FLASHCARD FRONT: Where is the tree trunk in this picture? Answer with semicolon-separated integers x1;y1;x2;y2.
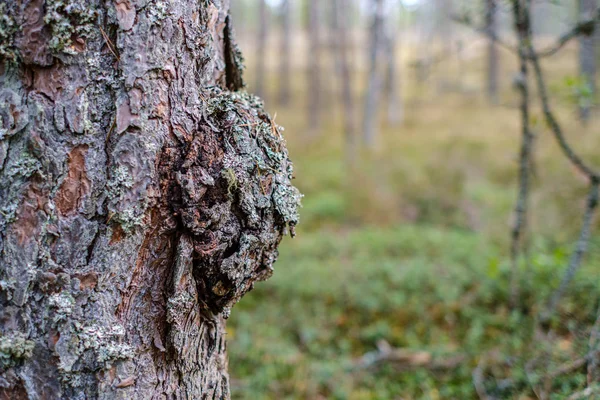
578;0;597;122
307;0;321;133
256;0;268;99
332;0;356;162
384;20;403;126
486;0;500;105
278;0;291;106
0;1;300;399
363;0;385;148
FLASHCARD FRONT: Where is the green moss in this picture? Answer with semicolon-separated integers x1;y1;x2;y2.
0;332;35;370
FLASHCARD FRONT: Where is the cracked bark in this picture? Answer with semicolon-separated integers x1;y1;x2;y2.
0;1;300;399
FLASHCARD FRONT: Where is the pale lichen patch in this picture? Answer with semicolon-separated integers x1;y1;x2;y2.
0;332;35;370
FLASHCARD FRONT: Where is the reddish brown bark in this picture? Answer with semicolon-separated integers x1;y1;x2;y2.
0;1;300;399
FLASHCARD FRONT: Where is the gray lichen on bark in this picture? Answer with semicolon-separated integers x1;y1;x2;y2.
0;0;300;398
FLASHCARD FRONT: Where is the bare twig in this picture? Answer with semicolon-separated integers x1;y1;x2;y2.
589;305;600;385
451;14;518;54
567;384;600;400
99;26;119;61
454;9;600;61
545;181;599;318
517;12;600;321
548;357;588;381
355;340;465;372
472;355;496;400
525;356;547;400
536;9;600;58
527;47;600;180
509;0;535;309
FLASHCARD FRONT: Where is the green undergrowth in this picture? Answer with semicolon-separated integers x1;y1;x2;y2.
228;227;599;399
228;39;600;399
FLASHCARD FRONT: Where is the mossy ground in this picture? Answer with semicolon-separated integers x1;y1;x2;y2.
227;36;600;399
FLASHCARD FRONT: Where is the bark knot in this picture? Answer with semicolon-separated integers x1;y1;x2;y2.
161;88;301;315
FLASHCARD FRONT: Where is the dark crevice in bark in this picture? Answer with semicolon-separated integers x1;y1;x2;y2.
223;16;244;92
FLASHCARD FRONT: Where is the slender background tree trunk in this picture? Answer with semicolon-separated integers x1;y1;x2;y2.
486;0;500;105
384;22;402;126
363;0;385;148
578;0;597;122
256;0;268;99
307;0;322;133
332;0;356;162
279;0;292;106
0;1;299;399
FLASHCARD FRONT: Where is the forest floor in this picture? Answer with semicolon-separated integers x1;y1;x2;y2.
227;39;600;399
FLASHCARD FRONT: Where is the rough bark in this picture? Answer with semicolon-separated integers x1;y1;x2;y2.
278;0;291;106
307;0;321;133
363;0;385;148
486;0;500;105
0;1;300;399
255;0;268;99
578;0;597;122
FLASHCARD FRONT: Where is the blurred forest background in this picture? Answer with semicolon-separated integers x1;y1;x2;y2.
226;0;600;398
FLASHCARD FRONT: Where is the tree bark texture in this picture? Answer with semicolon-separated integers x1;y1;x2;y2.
578;0;597;122
486;0;500;105
0;1;301;399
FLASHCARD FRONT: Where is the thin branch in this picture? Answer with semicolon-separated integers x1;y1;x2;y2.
520;10;600;321
536;9;600;58
589;305;600;385
355;340;465;372
567;385;600;400
527;44;600;180
509;0;535;309
546;181;599;318
454;9;600;60
473;355;496;400
451;14;518;54
99;26;120;61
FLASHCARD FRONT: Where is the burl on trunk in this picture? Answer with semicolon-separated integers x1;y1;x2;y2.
0;1;300;399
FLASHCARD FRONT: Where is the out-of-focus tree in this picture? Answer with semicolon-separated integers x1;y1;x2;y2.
256;0;268;99
384;4;403;126
486;0;500;104
578;0;597;122
308;0;322;132
279;0;292;105
363;0;386;148
333;0;357;161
